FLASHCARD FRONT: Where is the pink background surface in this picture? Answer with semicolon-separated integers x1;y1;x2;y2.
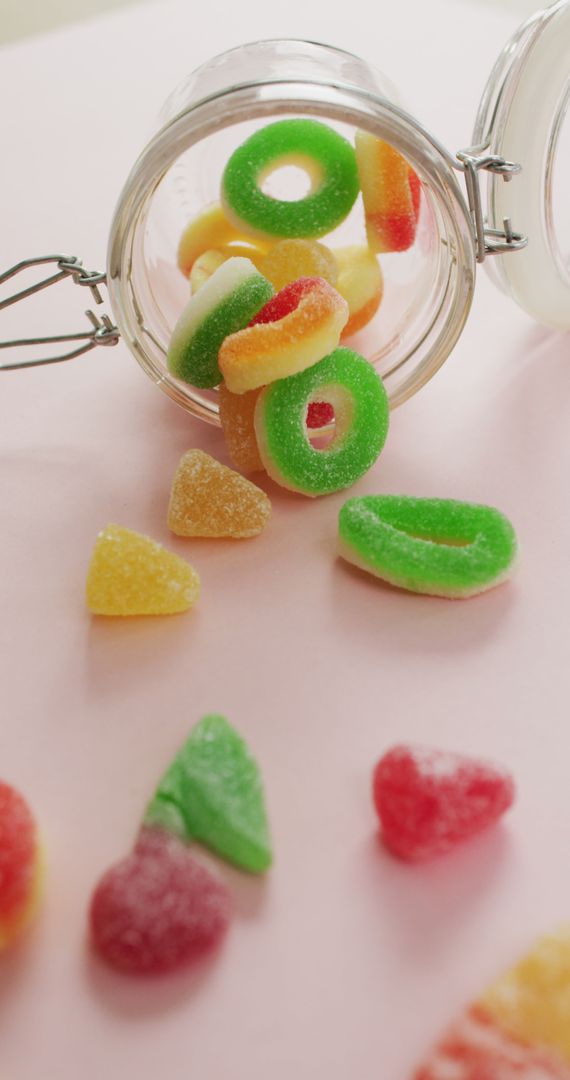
1;1;570;1077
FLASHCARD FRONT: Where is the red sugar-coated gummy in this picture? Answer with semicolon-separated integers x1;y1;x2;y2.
0;781;39;944
90;827;231;974
306;401;335;429
248;276;322;325
373;745;515;861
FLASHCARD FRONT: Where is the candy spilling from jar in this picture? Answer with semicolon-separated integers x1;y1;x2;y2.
168;119;420;497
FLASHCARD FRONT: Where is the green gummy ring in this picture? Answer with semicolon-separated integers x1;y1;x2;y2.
338;495;518;598
222;120;360;239
254;347;389;497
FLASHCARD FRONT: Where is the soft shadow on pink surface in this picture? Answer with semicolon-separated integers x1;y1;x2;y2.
332;557;516;654
362;825;513;952
0;928;41;1007
84;939;224;1020
83;612;202;697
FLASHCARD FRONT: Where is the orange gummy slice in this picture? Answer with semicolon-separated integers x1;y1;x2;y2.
219;385;264;474
86;524;200;616
167;449;271;538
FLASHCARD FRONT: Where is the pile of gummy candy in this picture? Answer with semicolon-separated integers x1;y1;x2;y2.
5;117;565;1080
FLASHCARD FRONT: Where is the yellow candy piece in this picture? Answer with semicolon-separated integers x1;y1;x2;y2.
480;925;570;1062
219;385;264;474
86;524;200;616
190;245;266;293
335;245;384;337
260;238;338;291
178;204;269;278
168;449;271;538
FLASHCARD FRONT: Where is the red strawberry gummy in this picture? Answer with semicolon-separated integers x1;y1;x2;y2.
306;401;334;429
90;827;231;974
0;781;41;949
373;745;515;861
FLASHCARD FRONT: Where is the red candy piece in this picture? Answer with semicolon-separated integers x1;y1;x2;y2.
248;276;321;325
373;745;515;861
307;401;335;429
0;781;39;945
415;1006;570;1080
90;827;231;974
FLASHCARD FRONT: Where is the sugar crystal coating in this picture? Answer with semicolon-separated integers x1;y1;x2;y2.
167;449;271;538
338;494;518;598
261;238;338;291
222;119;360;241
355;131;421;253
177;203;268;276
219;277;348;394
0;782;42;949
219;385;265;473
167;257;274;388
373;745;515;861
90;827;230;974
86;524;200;616
254;347;389;497
144;714;272;874
415;928;570;1079
334;245;384;337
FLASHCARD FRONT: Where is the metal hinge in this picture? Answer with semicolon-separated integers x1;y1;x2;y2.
0;255;120;371
456;146;528;263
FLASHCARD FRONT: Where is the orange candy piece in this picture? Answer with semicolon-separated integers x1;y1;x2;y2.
219;385;264;474
260;239;338;291
355;131;421;253
168;449;271;538
335;245;384;337
86;525;200;616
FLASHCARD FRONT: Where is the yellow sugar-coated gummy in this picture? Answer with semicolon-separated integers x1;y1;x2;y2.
190;245;267;293
480;925;570;1063
261;239;338;291
168;449;271;538
86;524;200;616
335;246;384;337
177;204;269;277
219;385;264;474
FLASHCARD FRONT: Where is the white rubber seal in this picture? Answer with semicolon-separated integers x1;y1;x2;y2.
491;2;570;329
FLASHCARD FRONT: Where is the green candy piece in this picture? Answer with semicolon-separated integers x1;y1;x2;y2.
254;347;389;496
338;495;518;598
222;119;360;240
144;715;272;874
167;257;274;388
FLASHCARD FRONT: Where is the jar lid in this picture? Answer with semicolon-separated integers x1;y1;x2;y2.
473;0;570;329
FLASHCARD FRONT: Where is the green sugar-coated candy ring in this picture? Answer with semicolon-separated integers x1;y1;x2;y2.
338;495;518;598
222;120;360;241
167;256;274;388
254;347;389;497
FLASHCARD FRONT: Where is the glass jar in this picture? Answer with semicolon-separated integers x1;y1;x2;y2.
3;2;570;418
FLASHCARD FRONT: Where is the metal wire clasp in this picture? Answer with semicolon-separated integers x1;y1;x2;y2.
0;255;120;371
456;146;528;263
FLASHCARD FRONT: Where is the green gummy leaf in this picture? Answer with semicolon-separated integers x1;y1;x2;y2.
144;715;272;874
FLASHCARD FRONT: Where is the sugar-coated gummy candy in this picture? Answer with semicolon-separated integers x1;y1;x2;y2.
144;714;272;874
415;927;570;1079
86;524;200;616
373;745;515;862
218;385;265;474
222;119;360;241
261;239;338;291
177;203;268;277
338;495;518;598
254;347;389;497
167;257;274;388
219;276;348;394
334;245;384;337
355;131;421;253
167;449;271;538
190;244;266;293
90;827;231;975
0;782;42;950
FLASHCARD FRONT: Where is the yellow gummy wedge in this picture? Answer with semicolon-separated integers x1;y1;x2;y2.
86;524;200;616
